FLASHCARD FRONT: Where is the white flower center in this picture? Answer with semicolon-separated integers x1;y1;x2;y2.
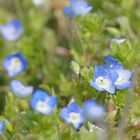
36;100;49;113
9;57;22;71
69;112;80;123
95;76;110;88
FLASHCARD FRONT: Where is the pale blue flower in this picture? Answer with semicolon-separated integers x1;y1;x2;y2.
60;102;85;130
10;80;34;97
63;0;92;17
83;99;105;121
30;89;57;115
0;19;23;41
0;120;5;135
3;52;27;77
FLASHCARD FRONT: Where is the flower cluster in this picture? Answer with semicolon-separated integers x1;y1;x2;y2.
0;3;133;135
60;100;105;130
2;50;104;131
90;56;132;94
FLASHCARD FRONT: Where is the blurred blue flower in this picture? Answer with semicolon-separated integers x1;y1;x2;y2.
0;19;23;41
3;52;27;77
103;56;132;89
60;102;85;130
30;89;57;115
90;66;118;94
63;0;92;17
0;120;5;135
83;99;105;121
10;80;34;97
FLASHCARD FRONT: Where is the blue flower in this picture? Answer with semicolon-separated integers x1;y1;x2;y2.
103;56;132;89
30;89;57;115
83;99;105;121
60;102;85;130
0;19;23;41
3;52;27;77
0;120;5;135
90;66;118;94
63;0;92;17
10;80;34;97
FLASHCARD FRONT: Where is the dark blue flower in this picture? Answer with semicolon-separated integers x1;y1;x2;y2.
10;80;34;97
83;99;105;121
3;52;27;77
90;66;118;94
0;120;5;135
0;19;23;41
60;101;85;130
30;89;57;115
63;0;92;17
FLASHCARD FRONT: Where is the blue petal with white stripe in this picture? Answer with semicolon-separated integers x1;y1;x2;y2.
10;80;34;97
3;52;27;77
30;89;57;115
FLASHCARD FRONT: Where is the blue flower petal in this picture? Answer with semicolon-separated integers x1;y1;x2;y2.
67;102;81;113
0;120;5;135
103;56;122;71
60;108;69;123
